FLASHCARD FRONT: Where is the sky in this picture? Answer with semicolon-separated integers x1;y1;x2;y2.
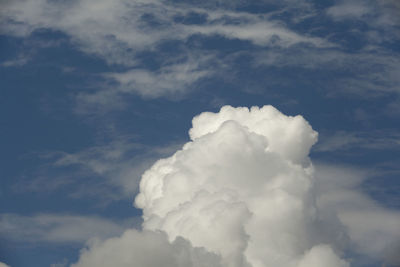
0;0;400;266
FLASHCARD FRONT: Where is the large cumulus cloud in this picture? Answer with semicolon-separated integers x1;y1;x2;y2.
72;105;399;267
135;105;347;267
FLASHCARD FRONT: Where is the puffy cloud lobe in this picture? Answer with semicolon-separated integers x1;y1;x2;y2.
135;105;347;267
0;262;10;267
297;245;349;267
188;105;318;165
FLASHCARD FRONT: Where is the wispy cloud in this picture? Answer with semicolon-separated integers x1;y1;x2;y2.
0;0;329;64
314;162;400;264
0;213;139;244
326;0;400;43
0;0;332;104
13;138;182;203
0;53;30;67
327;1;372;19
251;46;400;97
75;54;213;108
314;130;400;152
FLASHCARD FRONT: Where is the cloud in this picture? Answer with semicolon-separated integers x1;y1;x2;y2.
0;0;332;102
72;230;223;267
326;0;400;43
314;163;400;265
0;53;30;67
75;55;213;105
0;262;10;267
13;138;181;205
252;47;400;96
327;1;372;19
69;105;400;267
297;245;349;267
134;105;353;267
0;0;328;64
314;130;400;152
51;259;68;267
0;213;138;244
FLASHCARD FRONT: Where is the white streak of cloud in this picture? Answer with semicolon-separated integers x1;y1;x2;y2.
327;1;372;19
252;48;400;96
14;139;181;204
0;213;138;244
99;58;211;98
314;130;400;152
0;0;332;100
1;0;328;65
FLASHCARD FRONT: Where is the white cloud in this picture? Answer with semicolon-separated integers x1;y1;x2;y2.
51;259;68;267
326;0;400;44
297;245;349;267
0;213;138;244
0;0;331;100
135;105;350;267
94;56;212;99
72;230;223;267
67;105;400;267
1;0;328;65
314;130;400;152
252;47;400;96
314;163;400;265
0;262;11;267
327;1;372;19
14;138;181;203
0;54;30;67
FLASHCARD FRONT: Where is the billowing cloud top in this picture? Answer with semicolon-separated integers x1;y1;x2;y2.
189;105;318;165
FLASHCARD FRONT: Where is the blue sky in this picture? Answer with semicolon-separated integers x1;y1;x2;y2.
1;0;400;266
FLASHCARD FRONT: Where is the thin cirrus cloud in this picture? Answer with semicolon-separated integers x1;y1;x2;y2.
68;105;400;267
